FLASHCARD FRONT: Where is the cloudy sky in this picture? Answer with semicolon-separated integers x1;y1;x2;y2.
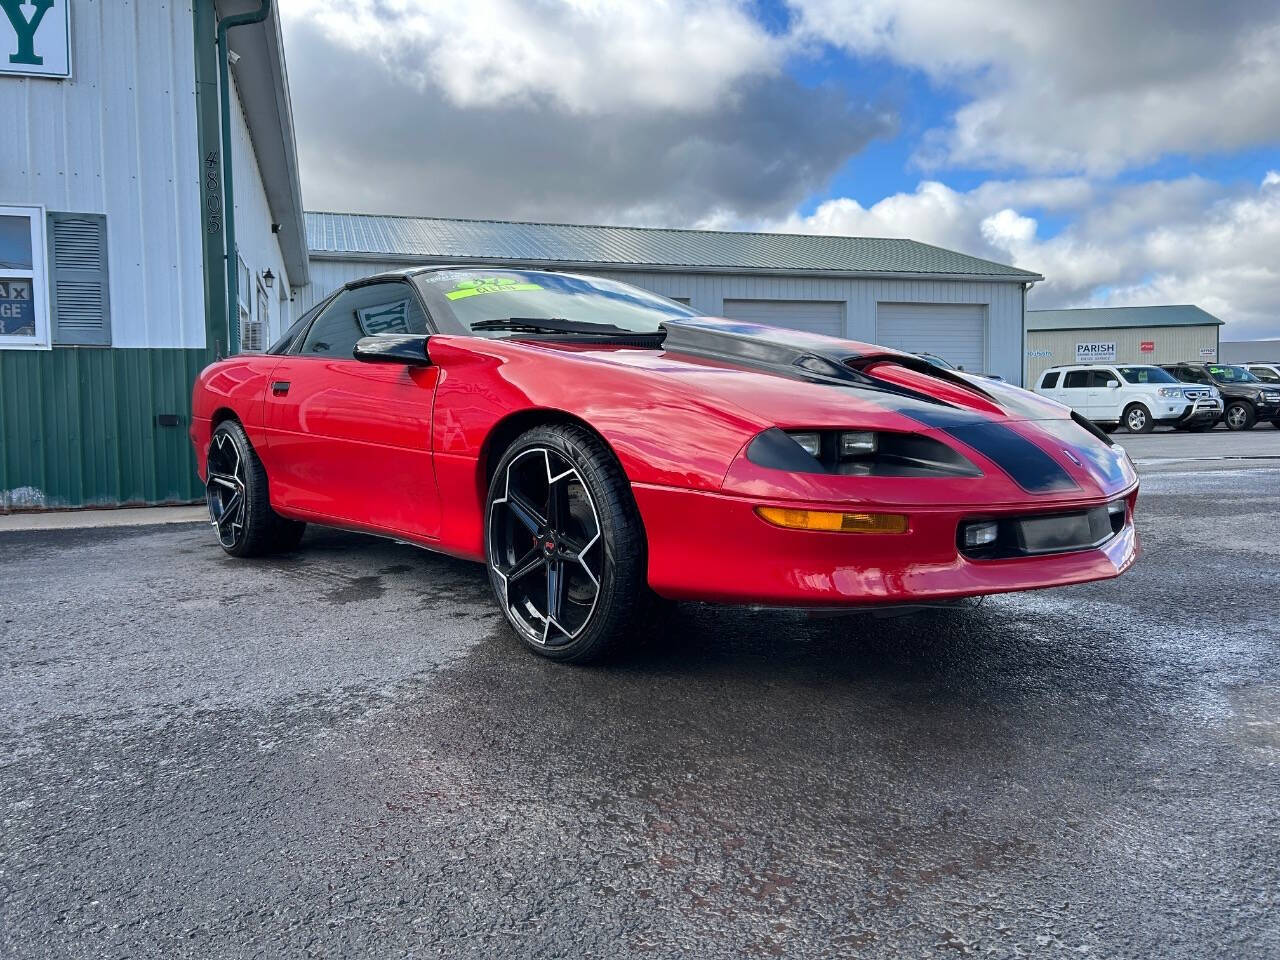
280;0;1280;339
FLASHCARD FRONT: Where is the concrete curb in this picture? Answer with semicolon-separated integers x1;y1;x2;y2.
0;505;208;532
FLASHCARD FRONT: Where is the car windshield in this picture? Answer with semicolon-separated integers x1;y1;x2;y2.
1207;364;1258;383
411;269;698;337
1118;365;1178;384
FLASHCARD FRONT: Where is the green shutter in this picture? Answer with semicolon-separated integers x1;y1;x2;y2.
48;213;111;346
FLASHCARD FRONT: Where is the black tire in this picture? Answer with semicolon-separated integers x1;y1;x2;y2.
1102;423;1120;434
1184;422;1214;432
484;423;646;663
206;420;306;557
1123;404;1154;434
1224;401;1256;431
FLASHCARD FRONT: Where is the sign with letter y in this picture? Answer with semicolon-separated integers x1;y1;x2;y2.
0;0;71;79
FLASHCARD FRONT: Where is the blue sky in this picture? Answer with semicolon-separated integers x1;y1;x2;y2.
282;0;1280;339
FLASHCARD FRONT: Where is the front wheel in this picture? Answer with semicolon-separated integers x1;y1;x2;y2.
206;420;306;557
1124;404;1154;434
1224;402;1256;431
485;423;647;663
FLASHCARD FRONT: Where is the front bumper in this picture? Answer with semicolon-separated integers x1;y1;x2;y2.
1255;400;1280;422
1159;398;1222;425
635;484;1140;606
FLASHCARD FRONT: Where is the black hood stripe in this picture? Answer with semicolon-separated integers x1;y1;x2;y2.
898;405;1080;494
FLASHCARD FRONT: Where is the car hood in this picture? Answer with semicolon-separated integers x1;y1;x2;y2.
514;317;1137;500
552;317;1067;428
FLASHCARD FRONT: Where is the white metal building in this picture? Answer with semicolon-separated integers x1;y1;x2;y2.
1025;305;1224;385
0;0;307;508
305;213;1042;383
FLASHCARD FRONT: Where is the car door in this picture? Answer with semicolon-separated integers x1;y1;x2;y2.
1092;367;1123;421
1060;368;1097;418
262;279;442;540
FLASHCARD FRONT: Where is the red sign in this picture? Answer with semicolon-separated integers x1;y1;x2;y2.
1140;340;1155;352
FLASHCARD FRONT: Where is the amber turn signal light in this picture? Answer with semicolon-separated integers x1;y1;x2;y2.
755;506;909;534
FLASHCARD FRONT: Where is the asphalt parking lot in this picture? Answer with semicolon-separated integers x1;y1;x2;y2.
2;430;1278;958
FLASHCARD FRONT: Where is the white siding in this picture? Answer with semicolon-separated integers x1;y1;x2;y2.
875;302;987;372
0;0;203;348
227;69;294;344
304;258;1030;383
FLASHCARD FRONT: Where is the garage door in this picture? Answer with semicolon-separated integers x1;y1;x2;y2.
875;303;986;372
722;299;844;337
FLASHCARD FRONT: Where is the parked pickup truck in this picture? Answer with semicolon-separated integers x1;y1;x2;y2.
1034;363;1222;433
1160;363;1280;431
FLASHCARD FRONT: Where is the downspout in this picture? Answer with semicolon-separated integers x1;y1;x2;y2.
216;0;272;354
1022;279;1037;387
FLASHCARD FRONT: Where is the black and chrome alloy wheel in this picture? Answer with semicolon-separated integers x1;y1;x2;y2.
207;429;248;549
205;420;305;557
485;424;647;662
489;446;603;646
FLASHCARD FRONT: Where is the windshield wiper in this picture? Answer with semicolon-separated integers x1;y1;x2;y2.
470;317;661;337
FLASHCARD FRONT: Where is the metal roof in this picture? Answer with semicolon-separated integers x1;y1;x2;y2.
1027;304;1224;331
305;211;1041;281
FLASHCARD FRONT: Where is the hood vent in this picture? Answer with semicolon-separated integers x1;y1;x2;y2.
660;318;984;409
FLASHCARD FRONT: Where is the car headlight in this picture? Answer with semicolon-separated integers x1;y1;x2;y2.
785;430;877;459
1263;391;1280;403
1157;387;1183;398
747;428;981;478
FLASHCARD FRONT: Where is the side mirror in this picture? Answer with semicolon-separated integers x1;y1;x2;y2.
1107;380;1120;389
353;335;431;366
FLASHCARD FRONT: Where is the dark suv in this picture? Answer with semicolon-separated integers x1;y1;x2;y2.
1160;362;1280;430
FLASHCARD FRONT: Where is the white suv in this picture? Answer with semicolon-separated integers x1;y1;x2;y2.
1245;363;1280;385
1034;363;1223;433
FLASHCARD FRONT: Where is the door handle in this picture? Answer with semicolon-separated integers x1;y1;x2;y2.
271;380;291;395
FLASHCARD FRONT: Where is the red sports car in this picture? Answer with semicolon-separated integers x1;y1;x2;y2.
192;267;1139;661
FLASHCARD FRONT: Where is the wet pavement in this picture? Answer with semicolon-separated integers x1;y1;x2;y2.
1;456;1278;958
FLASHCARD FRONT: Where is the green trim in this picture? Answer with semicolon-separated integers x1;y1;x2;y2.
192;0;226;355
0;348;211;510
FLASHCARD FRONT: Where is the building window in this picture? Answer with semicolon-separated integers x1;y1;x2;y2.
48;213;111;346
0;205;50;350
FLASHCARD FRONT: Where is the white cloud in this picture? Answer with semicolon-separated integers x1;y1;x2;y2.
772;173;1280;339
282;0;785;114
789;0;1280;175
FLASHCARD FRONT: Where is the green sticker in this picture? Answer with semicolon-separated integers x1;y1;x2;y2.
445;277;543;301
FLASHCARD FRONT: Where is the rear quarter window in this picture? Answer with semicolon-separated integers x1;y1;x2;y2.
1040;371;1060;389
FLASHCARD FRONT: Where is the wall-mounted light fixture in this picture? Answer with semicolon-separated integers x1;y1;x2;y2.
262;268;275;289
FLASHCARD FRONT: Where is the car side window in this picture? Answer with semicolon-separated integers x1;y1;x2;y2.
1250;366;1280;383
1040;371;1060;389
298;281;429;358
1063;370;1092;389
1090;370;1116;387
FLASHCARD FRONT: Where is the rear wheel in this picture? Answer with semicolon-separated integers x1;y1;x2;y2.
206;420;306;557
1124;404;1154;434
485;424;646;663
1224;402;1255;431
